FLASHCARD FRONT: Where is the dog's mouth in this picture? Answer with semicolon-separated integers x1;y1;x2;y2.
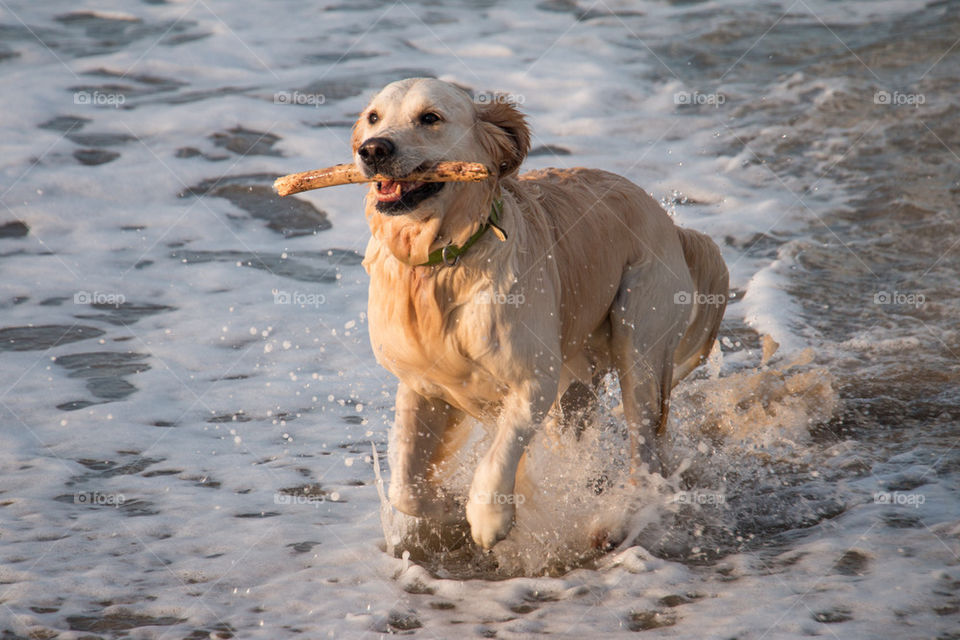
374;179;429;202
373;165;445;214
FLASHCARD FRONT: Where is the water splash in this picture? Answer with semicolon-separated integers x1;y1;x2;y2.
376;342;839;577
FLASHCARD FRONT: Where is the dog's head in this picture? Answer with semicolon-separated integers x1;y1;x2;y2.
352;78;530;216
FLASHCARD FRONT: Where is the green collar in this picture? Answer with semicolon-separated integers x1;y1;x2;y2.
419;197;507;267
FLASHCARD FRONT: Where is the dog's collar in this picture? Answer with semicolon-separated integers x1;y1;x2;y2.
419;197;507;267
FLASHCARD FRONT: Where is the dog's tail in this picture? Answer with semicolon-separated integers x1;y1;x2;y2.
672;227;728;386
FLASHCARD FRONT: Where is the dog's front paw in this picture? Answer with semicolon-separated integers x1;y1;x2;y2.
465;491;515;550
588;515;628;552
390;483;462;523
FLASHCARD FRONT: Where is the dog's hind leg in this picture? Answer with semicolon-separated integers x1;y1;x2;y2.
389;383;465;522
609;259;692;476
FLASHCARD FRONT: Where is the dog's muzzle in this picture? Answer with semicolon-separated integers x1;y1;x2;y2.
357;137;395;173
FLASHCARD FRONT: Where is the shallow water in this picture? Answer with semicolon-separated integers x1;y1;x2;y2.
1;1;958;638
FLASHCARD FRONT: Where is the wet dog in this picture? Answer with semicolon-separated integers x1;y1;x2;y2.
355;78;728;549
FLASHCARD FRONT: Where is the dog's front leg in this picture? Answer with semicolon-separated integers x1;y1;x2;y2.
466;386;552;549
389;383;463;522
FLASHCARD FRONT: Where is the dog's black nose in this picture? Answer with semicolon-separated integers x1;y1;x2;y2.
358;137;395;169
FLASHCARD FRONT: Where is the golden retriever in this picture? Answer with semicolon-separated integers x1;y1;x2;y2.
354;78;728;549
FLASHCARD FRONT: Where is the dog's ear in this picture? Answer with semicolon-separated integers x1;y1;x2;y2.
350;113;365;154
476;99;530;176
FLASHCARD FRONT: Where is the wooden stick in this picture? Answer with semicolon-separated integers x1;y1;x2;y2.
274;162;490;197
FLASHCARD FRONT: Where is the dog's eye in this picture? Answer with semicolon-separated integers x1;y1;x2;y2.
367;112;379;125
419;112;441;125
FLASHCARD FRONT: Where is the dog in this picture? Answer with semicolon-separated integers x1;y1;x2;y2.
354;78;728;550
